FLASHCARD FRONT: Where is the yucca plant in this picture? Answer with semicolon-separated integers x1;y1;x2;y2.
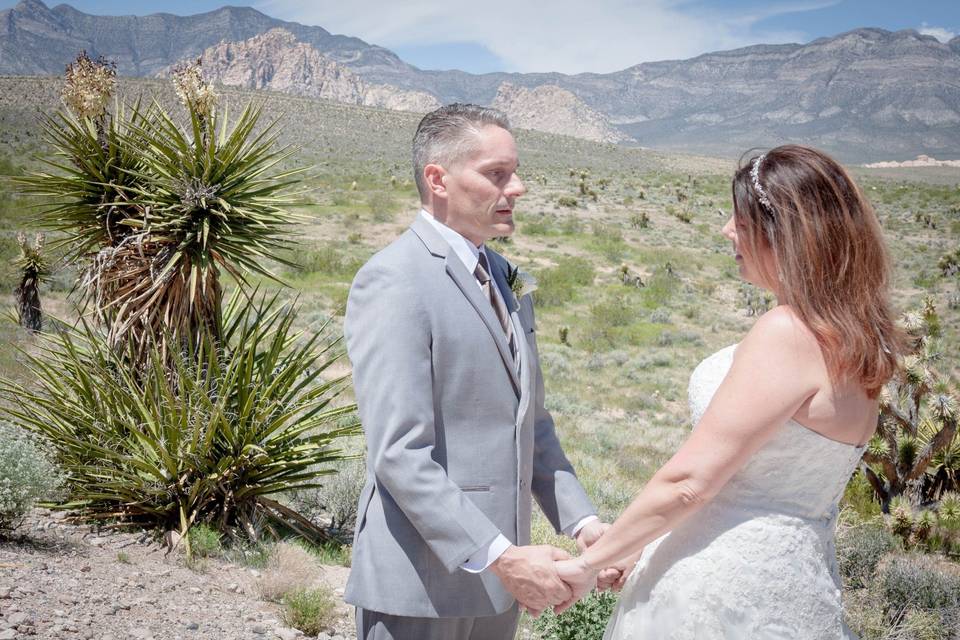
0;291;359;550
14;232;49;332
862;301;959;512
19;56;305;362
4;55;359;552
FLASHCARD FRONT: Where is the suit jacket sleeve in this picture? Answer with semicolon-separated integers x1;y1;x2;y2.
345;261;503;573
524;295;598;533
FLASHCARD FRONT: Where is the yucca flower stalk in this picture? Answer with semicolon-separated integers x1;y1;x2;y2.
61;51;116;146
0;291;359;547
14;232;49;332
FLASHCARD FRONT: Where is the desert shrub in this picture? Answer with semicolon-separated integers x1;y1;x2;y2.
300;539;352;567
0;154;22;176
523;215;554;235
648;308;671;324
629;212;649;229
188;524;223;558
558;217;583;235
282;586;337;636
837;516;900;588
257;541;321;602
638;268;680;311
533;590;617;640
877;554;960;619
589;294;633;328
534;257;595;307
842;471;884;519
557;196;578;208
367;191;398;222
293;457;366;533
290;244;364;277
939;248;960;278
589;223;626;262
738;283;774;317
0;422;61;531
656;330;703;347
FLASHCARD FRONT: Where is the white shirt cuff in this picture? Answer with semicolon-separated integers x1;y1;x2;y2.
461;534;512;573
567;515;599;539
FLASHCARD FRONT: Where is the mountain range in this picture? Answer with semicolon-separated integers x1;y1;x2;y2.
2;0;959;161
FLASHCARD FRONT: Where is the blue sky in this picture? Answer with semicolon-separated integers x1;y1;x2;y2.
4;0;958;73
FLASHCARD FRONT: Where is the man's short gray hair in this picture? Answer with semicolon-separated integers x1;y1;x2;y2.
412;103;511;200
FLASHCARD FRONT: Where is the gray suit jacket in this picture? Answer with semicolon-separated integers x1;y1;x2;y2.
343;215;596;618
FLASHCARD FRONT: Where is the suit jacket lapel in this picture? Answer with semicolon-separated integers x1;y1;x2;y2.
511;309;533;427
410;217;521;395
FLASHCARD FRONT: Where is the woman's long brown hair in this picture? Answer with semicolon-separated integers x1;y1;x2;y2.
732;145;904;397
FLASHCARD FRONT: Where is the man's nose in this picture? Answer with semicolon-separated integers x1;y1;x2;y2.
506;172;526;197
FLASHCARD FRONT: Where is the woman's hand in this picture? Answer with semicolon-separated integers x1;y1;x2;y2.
598;548;643;591
553;557;599;614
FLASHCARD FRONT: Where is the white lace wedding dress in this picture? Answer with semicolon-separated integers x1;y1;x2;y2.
605;345;863;640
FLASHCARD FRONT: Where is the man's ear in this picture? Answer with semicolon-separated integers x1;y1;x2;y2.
423;163;447;198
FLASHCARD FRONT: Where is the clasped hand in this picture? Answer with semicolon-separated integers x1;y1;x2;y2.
491;522;636;617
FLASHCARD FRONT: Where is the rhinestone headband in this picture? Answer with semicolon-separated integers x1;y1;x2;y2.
750;154;774;212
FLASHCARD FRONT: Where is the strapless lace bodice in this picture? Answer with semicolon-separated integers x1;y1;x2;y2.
688;345;866;522
605;345;862;640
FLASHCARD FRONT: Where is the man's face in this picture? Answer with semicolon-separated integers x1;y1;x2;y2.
440;125;526;246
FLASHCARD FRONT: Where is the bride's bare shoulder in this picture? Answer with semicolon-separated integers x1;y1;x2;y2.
737;305;822;368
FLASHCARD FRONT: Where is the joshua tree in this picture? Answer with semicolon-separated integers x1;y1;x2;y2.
14;232;48;333
862;301;959;512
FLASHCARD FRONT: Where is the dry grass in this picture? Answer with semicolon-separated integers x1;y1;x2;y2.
256;541;321;603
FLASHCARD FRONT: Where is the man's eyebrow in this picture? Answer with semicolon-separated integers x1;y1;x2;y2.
478;158;519;169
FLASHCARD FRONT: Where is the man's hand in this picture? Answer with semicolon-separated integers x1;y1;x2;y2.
553;557;599;614
573;520;610;553
489;545;573;618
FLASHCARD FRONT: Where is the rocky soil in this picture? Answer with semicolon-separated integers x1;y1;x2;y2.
0;510;356;640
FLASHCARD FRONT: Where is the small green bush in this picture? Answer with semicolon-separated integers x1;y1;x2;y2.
534;257;595;307
639;269;680;311
188;524;223;558
534;590;617;640
0;422;61;531
282;586;337;636
523;215;554;235
367;191;398;222
297;539;352;567
589;223;626;262
290;244;363;277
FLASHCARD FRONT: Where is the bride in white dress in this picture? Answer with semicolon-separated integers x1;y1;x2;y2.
555;145;905;639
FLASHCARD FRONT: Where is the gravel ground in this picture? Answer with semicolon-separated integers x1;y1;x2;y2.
0;510;355;640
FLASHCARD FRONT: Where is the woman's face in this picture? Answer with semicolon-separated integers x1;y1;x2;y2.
722;214;777;291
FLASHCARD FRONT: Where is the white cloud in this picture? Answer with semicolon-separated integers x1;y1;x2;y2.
252;0;835;74
918;23;956;43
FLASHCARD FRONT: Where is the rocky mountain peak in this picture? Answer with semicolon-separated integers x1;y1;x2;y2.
491;82;631;144
172;28;440;113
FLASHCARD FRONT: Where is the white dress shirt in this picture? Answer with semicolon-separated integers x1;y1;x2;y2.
418;210;598;572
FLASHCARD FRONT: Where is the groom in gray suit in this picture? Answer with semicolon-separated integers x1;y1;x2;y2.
344;104;604;640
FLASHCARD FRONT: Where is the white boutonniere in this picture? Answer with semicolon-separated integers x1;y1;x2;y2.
506;264;537;302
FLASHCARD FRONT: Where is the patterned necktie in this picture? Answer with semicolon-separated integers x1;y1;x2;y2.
475;252;516;360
